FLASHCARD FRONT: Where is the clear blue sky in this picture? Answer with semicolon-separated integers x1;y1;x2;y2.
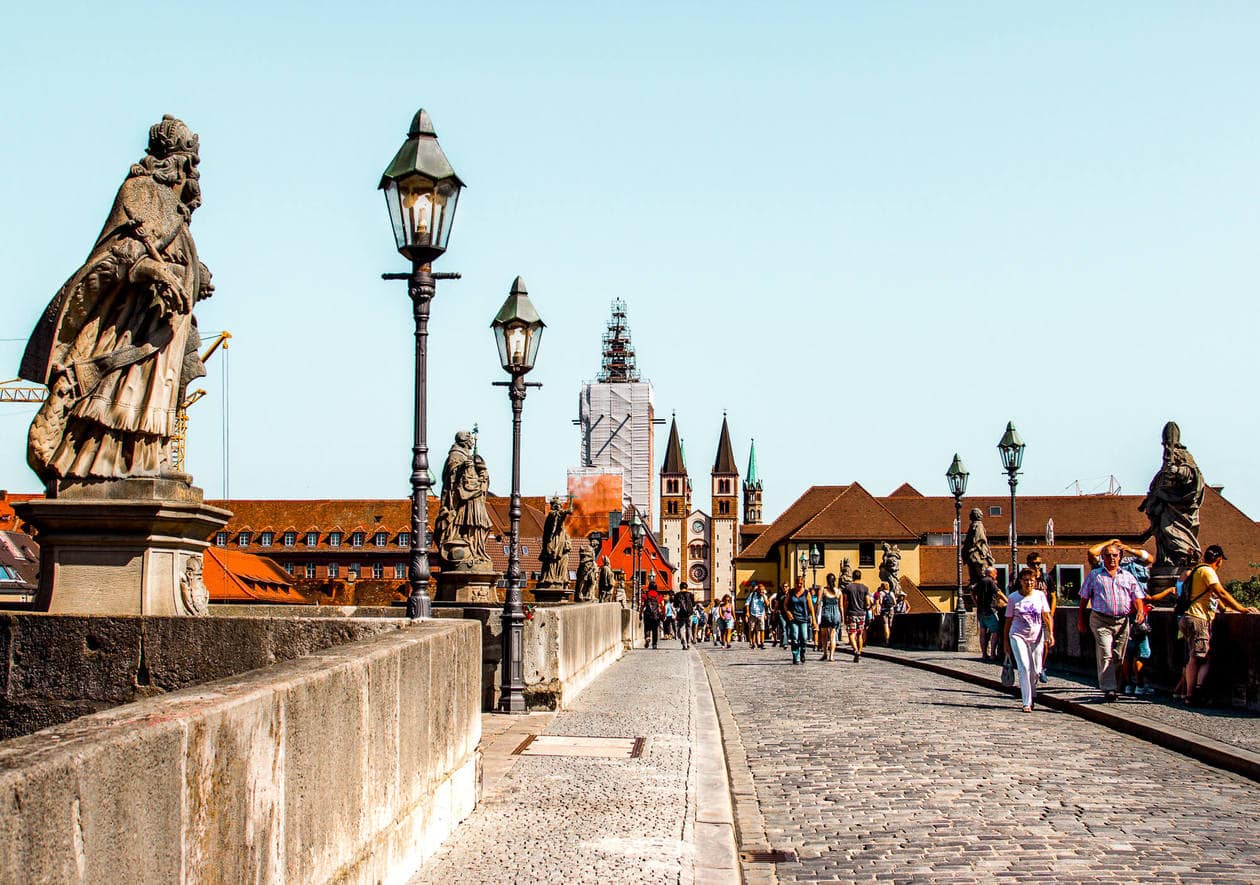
3;3;1259;525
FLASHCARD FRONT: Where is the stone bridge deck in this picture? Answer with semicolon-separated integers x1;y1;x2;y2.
410;642;1260;883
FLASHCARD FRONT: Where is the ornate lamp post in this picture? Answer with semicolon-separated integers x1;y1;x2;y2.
491;277;545;714
997;422;1026;591
629;511;645;609
809;543;822;589
798;549;808;586
380;108;465;620
946;453;969;648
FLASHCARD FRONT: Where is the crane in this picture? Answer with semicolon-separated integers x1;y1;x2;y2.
1;330;232;473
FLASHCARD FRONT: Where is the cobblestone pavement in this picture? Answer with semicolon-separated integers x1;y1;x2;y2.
410;648;735;885
705;645;1260;883
882;648;1260;755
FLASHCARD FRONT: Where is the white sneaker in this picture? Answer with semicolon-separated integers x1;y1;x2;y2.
1138;686;1155;696
1123;685;1135;695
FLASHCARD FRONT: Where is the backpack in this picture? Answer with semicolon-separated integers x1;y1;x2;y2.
1174;565;1209;618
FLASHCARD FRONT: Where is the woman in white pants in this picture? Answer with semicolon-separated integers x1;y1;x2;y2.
1003;568;1054;713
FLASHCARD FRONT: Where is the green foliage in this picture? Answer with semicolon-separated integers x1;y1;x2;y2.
1225;574;1260;608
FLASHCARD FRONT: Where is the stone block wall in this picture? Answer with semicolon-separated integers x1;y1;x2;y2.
0;613;409;739
0;619;482;884
523;602;625;709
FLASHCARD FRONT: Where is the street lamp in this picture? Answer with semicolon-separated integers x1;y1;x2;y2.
946;453;969;648
809;543;822;589
491;276;545;714
997;421;1026;592
629;511;645;610
798;549;808;585
380;108;465;620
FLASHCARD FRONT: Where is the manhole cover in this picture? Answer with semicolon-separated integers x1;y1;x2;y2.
740;848;797;864
512;735;645;758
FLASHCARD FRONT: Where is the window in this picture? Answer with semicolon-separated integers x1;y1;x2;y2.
717;500;730;515
1055;565;1083;601
329;532;342;548
237;532;251;547
689;542;708;560
348;563;360;579
374;532;387;548
666;478;680;494
718;478;731;494
259;531;273;547
372;563;384;579
858;542;875;567
394;563;406;579
398;532;410;548
215;532;227;547
351;532;364;548
994;565;1008;590
667;501;679;515
989;505;1002;517
284;562;294;575
305;532;318;547
283;531;296;547
327;563;339;578
305;563;316;579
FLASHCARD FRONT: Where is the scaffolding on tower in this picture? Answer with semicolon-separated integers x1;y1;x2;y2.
598;298;640;383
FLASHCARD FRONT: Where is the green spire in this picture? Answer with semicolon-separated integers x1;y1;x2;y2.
745;438;762;489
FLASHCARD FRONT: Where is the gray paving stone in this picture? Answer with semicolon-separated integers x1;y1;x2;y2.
704;645;1260;883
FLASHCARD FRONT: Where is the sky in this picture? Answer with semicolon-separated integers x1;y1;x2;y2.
3;3;1259;524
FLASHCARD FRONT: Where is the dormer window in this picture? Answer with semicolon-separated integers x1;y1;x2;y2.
259;531;273;547
398;532;411;548
351;532;365;548
237;532;251;547
283;531;296;547
305;532;318;547
329;532;342;548
373;531;387;547
215;532;227;547
989;506;1002;517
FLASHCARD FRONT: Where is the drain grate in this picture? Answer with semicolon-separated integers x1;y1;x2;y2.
740;848;797;864
512;734;645;759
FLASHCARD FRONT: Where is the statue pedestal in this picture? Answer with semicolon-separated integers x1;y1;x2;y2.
14;480;231;616
532;584;573;604
434;568;502;604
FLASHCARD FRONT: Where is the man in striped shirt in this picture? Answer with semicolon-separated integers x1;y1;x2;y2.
1078;542;1145;701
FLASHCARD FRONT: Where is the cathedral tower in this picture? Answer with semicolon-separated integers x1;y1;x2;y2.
659;414;689;588
710;415;739;599
742;438;763;524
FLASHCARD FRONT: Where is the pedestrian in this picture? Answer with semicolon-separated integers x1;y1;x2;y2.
974;566;1004;662
841;569;872;662
1026;552;1055;682
1177;544;1258;705
1077;541;1145;701
745;582;768;649
878;582;896;644
710;601;722;646
1004;567;1054;713
1126;598;1155;696
720;595;735;648
662;596;676;640
674;582;696;649
809;584;821;650
776;583;791;647
642;586;662;649
817;573;842;661
783;577;816;664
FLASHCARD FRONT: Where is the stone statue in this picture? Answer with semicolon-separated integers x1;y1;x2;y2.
963;508;995;585
538;497;572;587
879;542;902;593
434;431;492;569
179;554;208;615
597;557;615;602
837;557;853;586
20;116;213;492
573;546;597;601
1138;421;1204;585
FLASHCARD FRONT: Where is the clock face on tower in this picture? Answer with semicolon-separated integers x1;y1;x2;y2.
692;519;705;534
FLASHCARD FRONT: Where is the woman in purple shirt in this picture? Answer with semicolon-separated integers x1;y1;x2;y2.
1004;567;1055;712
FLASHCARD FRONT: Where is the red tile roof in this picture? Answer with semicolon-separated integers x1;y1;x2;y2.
739;486;849;559
204;548;308;604
795;483;918;542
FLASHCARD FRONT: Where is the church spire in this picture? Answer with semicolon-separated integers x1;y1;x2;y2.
713;413;737;475
597;298;639;383
745;438;761;489
662;414;685;475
